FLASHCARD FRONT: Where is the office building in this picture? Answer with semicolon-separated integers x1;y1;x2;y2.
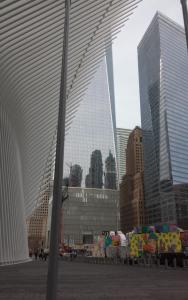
63;48;118;190
138;12;188;227
27;195;49;250
120;127;145;233
104;151;117;190
126;126;144;175
116;128;132;182
47;187;119;246
59;48;119;244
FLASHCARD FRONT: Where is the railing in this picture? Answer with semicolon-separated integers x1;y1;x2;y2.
61;254;188;269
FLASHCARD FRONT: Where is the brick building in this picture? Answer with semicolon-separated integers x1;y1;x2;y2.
120;127;145;233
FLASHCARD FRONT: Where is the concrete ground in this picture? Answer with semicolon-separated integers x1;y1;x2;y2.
0;260;187;300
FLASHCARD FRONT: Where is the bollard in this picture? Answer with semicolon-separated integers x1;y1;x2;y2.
137;257;139;266
165;258;168;269
142;257;145;266
182;258;188;269
149;256;152;268
157;258;160;268
132;258;135;266
137;257;141;267
173;257;177;269
143;257;147;267
182;258;186;269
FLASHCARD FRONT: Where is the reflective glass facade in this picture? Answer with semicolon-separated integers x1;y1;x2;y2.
116;128;132;182
138;13;188;228
63;48;117;189
62;187;119;245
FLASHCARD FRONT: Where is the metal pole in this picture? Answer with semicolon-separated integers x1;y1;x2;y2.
181;0;188;51
46;0;70;299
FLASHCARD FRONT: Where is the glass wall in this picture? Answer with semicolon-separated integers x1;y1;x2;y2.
62;187;119;245
138;13;188;228
63;48;117;190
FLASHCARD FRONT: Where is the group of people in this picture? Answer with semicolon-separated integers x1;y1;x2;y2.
29;248;49;261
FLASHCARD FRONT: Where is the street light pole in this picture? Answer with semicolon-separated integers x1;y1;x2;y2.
46;0;70;299
181;0;188;51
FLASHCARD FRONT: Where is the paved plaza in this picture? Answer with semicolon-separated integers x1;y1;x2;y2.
0;260;188;300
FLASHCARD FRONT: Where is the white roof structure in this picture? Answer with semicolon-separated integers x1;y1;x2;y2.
0;0;141;264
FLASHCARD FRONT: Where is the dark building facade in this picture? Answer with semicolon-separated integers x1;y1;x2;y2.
104;151;117;190
69;164;83;187
85;150;103;189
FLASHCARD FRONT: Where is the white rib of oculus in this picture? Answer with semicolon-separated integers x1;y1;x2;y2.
0;0;142;264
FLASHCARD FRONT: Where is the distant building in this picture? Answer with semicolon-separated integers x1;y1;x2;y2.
126;126;144;176
85;150;103;189
69;164;83;187
138;12;188;227
27;193;50;250
47;187;119;246
116;128;132;182
104;151;117;190
120;127;145;233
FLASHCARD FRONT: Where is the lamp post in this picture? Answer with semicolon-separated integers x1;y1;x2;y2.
181;0;188;51
46;0;70;299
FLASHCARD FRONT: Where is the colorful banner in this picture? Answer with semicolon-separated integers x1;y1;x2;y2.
157;233;181;253
129;232;182;257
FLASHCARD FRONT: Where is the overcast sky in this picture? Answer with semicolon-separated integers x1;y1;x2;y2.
113;0;184;130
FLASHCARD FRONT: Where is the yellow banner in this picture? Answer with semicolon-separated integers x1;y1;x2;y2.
129;232;182;257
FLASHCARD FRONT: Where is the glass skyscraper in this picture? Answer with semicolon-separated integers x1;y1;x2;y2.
63;46;117;189
116;128;132;182
138;12;188;228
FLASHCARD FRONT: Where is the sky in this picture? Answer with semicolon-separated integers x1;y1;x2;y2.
113;0;184;130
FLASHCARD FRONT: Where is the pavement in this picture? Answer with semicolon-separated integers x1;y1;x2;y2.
0;260;188;300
